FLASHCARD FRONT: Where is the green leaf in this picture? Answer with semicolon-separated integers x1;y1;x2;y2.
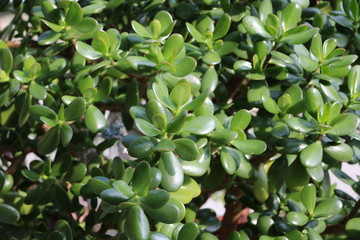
311;33;323;60
212;129;238;145
261;94;281;114
55;220;73;240
173;138;199;161
76;41;103;60
29;82;47;100
154;139;176;152
299;54;318;72
348;65;360;98
126;206;150;240
281;28;318;44
178;222;199;240
313;198;343;220
131;20;152;38
182;88;210;111
59;123;73;146
253;164;269;203
345;217;360;239
0;204;20;224
65;1;82;25
84;105;106;133
281;3;302;31
18;92;31;127
38;125;60;155
231;109;252;131
128;136;156;158
173;57;197;77
201;66;218;92
213;14;231;40
134;118;161;136
180;116;216;135
112;180;134;197
221;147;237;175
159;152;184;192
144;197;184;224
203;50;221;65
141;189;170;209
100;188;130;204
163;34;184;63
64;162;86;182
186;23;206;43
287;117;316;133
87;178;111;195
0;40;13;75
242;16;271;38
170;80;191;107
166;111;187;133
301;184;316;215
259;0;273;23
41;19;64;32
327;113;359;136
231;140;267;155
64;97;86;121
92;30;110;55
300;141;323;168
286;212;308;226
133;161;151;196
323;143;353;162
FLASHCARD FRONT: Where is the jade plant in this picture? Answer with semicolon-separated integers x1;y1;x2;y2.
0;0;360;239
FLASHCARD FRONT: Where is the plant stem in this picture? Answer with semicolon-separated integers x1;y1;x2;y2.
344;199;360;223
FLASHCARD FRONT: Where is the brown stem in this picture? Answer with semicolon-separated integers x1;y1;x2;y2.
5;146;32;175
217;185;244;240
344;199;360;223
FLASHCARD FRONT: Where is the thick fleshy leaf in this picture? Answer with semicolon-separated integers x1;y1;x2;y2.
221;147;237;175
144;197;185;224
286;211;308;226
203;50;221;65
163;34;184;63
0;204;20;224
346;218;360;239
323;143;353;162
131;20;152;38
300;141;323;168
84;105;106;133
92;30;110;54
128;136;156;158
299;54;319;72
281;28;318;44
38;126;60;155
212;129;238;145
170;80;191;107
259;0;273;23
169;176;201;204
186;23;206;43
173;138;199;161
253;164;269;203
213;14;231;40
166;111;187;133
281;3;302;31
64;1;82;25
126;206;150;240
100;188;130;204
301;184;316;215
59;123;73;146
313;198;343;220
0;40;13;75
231;140;266;155
29;82;47;100
180;116;216;135
287;117;316;133
327;113;359;136
159;152;184;192
173;57;197;77
75;41;103;60
261;94;281;114
242;16;271;38
134;118;161;136
141;189;170;209
64;97;86;121
133;161;151;196
55;220;73;240
154;139;176;152
201;66;218;92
